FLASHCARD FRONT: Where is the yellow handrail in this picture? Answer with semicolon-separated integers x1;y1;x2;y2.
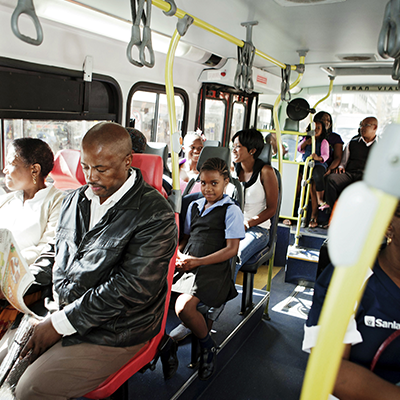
294;154;313;245
165;29;182;191
300;190;397;399
313;77;334;110
152;0;295;72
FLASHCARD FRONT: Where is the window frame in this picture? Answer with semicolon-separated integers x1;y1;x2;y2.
257;103;274;131
126;81;189;143
0;57;123;169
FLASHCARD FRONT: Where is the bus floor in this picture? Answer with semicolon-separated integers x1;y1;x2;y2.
78;264;310;400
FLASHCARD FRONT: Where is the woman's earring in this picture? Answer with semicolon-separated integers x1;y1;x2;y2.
33;176;37;185
387;236;392;245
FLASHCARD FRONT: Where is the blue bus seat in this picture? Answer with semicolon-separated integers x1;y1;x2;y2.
85;153;178;399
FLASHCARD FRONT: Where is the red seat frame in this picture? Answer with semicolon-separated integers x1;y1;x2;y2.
85;153;178;399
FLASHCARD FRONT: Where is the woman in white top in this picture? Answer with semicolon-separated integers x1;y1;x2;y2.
231;129;279;279
0;138;64;336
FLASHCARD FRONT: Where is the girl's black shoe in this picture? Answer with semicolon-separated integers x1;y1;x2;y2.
198;344;217;381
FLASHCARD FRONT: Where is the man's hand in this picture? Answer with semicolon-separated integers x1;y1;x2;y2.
20;318;62;363
338;166;345;174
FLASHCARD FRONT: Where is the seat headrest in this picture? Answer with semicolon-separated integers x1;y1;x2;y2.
283;118;299;132
258;143;272;165
203;140;221;147
196;146;230;172
50;149;86;191
145;142;170;174
131;153;164;196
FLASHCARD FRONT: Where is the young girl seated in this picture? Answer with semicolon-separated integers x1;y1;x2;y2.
171;157;245;380
298;121;330;228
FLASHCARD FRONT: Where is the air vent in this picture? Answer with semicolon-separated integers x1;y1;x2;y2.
273;0;345;6
336;54;377;62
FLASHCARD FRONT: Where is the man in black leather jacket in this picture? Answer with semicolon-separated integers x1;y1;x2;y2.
11;122;177;400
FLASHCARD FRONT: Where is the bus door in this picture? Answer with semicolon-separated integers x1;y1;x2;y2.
195;83;257;147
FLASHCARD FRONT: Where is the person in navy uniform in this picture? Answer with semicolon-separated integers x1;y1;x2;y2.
303;201;400;399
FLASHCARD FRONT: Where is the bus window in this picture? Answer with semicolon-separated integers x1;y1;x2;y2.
231;102;246;135
130;91;157;142
1;119;103;192
257;105;273;131
158;94;184;145
300;92;400;142
127;83;189;151
2;119;102;161
204;99;226;142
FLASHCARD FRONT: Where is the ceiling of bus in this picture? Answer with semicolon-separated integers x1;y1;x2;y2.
74;0;394;89
3;0;395;89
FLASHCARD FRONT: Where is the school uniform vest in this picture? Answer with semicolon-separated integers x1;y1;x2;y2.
172;202;237;307
346;136;375;174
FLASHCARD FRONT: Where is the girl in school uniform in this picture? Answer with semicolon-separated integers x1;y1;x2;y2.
172;157;245;381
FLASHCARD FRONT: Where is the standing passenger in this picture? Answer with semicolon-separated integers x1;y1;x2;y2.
231;129;279;279
172;158;245;380
0;122;177;400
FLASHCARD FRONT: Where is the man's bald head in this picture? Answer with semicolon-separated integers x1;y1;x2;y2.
82;122;132;157
80;122;133;204
360;117;378;143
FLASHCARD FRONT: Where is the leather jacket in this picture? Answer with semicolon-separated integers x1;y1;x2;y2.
38;168;177;347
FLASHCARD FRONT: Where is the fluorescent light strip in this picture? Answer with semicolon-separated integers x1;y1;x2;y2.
34;0;191;56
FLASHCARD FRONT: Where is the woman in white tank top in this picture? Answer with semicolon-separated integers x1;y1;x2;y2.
231;129;279;280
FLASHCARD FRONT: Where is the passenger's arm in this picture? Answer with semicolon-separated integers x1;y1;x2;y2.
325;143;343;176
297;138;310;153
267;133;288;156
176;238;240;272
178;234;189;253
21;191;64;266
26;241;56;293
245;165;279;230
333;345;400;400
338;142;350;173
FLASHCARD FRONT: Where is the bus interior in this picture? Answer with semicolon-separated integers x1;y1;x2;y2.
0;0;399;399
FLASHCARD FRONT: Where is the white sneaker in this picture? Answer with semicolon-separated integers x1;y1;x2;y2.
169;324;192;341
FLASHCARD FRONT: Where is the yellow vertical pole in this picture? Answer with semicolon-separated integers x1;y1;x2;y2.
165;30;182;191
300;192;397;399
